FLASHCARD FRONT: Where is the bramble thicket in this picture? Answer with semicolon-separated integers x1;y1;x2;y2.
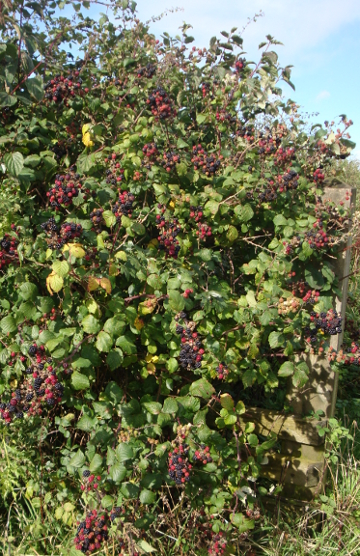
0;0;358;554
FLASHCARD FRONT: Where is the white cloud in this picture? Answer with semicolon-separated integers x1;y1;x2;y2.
137;0;360;60
316;90;331;100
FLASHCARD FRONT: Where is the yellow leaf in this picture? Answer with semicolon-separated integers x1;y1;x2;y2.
46;271;64;295
66;243;86;258
169;200;175;210
99;277;111;294
9;379;18;388
88;276;100;292
146;363;156;374
147;238;158;249
82;132;94;148
134;316;144;331
82;123;91;135
109;263;120;276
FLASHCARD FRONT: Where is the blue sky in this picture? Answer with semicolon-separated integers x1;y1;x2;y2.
69;0;360;160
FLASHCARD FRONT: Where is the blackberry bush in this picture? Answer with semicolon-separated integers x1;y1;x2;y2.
0;1;356;554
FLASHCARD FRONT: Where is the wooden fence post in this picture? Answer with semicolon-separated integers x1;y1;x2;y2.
245;186;356;500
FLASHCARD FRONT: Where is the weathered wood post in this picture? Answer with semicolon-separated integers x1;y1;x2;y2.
241;186;356;500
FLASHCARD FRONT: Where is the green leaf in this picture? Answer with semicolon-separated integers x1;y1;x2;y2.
278;361;295;377
109;463;127;483
52;260;70;277
103;317;126;336
273;214;288;226
0;92;17;107
4;152;24;176
162;398;178;414
81;314;101;334
106;349;124;370
26;76;44;101
116;335;137;354
205;200;219;215
220;393;234;410
168;290;185;312
268;331;285;349
234;204;254;222
1;315;16;333
71;371;90;390
120;482;139;499
147;274;163;290
103;210;117;227
116;443;134;462
77;414;97;432
189;378;215;400
142;401;162;415
226;225;238;242
137;539;157;553
68;450;85;468
139;489;156;505
89;453;103;472
101;495;114;509
96;331;113;352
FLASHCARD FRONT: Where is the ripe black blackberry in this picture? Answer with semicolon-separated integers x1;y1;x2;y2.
28;345;37;356
137;63;156;78
82;470;91;478
168;444;192;485
25;393;34;402
146;86;175;120
15;412;23;419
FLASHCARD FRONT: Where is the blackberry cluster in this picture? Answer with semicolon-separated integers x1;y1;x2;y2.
215;363;228;380
46;167;82;208
176;315;204;371
168;444;192;485
314;199;350;232
284;227;334;255
191;145;221;175
258;187;277;202
274;146;295;166
90;208;104;230
215;108;237;124
234;57;246;74
201;82;210;97
277;296;301;316
41;218;82;250
341;342;360;366
110;506;122;522
235;124;254;141
277;169;299;193
160;151;180;172
74;511;110;554
197;223;212;240
44;71;84;105
80;472;102;492
146;87;175;120
156;216;181;258
189;206;204;223
59;222;83;243
0;355;64;424
302;289;320;304
313;167;325;182
193;445;212;464
189;206;212;240
0;234;18;270
104;153;124;185
208;532;227;556
305;309;342;343
50;140;68;161
137;63;156;78
142;142;158;159
112;191;135;219
142;142;158;170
